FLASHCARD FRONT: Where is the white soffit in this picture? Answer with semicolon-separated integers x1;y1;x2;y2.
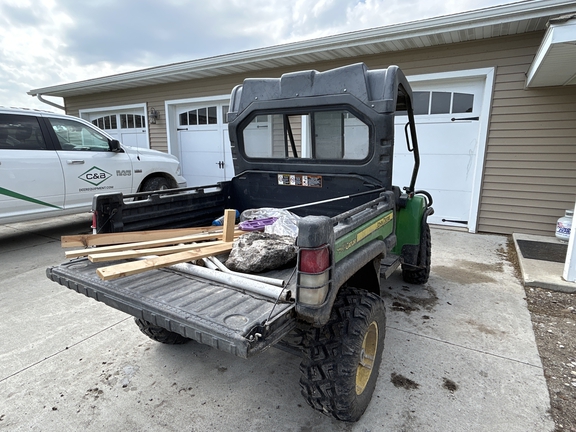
28;0;576;98
526;16;576;87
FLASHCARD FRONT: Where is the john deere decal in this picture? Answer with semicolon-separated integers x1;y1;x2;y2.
79;166;112;186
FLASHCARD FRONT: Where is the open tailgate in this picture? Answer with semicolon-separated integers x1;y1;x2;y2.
46;259;295;358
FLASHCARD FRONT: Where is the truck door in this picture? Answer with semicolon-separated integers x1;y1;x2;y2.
45;116;134;210
0;113;65;220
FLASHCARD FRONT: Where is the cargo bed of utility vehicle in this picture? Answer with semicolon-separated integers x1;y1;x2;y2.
48;188;398;358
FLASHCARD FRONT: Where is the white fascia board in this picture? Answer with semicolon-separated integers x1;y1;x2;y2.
165;94;231;106
79;102;147;116
526;18;576;87
526;24;555;86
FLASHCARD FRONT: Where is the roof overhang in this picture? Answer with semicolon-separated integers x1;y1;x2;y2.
526;15;576;87
28;0;576;98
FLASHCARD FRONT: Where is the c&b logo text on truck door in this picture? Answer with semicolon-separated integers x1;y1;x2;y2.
79;166;112;186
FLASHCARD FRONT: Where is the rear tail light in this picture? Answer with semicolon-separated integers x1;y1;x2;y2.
91;212;97;235
298;245;331;305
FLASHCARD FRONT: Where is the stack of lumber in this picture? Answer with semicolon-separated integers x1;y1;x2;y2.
61;209;240;281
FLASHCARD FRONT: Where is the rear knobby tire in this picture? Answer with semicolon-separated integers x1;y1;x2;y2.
299;287;386;422
134;318;190;344
401;222;431;284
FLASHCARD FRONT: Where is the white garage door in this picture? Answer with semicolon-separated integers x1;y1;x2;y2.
82;107;149;150
177;102;233;187
393;72;491;231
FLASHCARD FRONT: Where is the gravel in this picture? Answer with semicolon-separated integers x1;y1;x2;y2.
506;238;576;431
525;286;576;432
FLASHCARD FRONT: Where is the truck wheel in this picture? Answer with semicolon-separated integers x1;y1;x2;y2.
402;222;431;285
141;176;170;192
134;318;190;344
299;287;386;422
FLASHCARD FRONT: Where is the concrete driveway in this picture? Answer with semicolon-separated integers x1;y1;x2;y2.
0;215;554;431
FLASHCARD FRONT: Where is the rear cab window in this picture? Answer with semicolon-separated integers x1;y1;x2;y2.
241;109;370;162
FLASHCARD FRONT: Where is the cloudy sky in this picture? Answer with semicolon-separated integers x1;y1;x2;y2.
1;0;517;110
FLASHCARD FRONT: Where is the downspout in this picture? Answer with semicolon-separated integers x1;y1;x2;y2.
33;94;65;111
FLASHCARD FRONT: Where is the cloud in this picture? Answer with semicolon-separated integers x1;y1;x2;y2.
0;0;514;110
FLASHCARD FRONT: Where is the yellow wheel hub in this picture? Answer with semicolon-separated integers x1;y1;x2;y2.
356;321;378;395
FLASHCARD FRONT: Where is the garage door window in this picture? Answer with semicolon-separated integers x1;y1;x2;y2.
92;114;146;130
92;115;117;130
120;114;146;129
180;106;218;126
413;91;475;115
431;92;451;114
452;93;475;113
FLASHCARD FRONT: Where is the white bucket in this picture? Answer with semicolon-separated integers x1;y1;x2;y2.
556;209;573;241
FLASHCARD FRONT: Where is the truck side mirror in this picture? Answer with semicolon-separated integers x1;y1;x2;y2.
109;139;122;152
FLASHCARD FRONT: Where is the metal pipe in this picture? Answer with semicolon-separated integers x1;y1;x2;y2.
331;194;389;224
170;262;291;302
206;256;285;287
283;188;386;211
406;100;420;194
202;257;219;270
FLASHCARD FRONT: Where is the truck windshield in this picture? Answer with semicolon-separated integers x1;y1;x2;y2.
242;110;369;160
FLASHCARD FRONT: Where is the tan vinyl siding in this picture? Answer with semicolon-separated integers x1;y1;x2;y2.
271;115;302;157
64;31;576;235
482;61;576;235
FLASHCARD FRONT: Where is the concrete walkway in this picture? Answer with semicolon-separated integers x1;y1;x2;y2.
513;232;576;293
0;216;554;431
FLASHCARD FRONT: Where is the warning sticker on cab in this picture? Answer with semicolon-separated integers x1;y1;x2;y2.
277;174;322;188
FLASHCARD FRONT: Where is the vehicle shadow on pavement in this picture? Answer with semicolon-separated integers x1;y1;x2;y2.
0;214;92;252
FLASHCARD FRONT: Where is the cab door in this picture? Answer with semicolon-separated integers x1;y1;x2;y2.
44;116;134;210
0;113;64;221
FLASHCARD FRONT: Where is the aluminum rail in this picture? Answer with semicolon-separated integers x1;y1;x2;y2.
170;262;291;302
205;256;286;287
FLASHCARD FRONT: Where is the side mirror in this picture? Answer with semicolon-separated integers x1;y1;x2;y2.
109;139;122;152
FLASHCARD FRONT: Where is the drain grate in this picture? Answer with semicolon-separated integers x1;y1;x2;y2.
516;239;567;263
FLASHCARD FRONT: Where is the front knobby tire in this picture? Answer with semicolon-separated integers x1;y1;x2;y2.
402;222;431;285
141;176;170;192
299;287;386;422
134;318;190;344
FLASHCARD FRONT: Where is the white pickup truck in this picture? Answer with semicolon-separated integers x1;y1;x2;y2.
0;107;186;224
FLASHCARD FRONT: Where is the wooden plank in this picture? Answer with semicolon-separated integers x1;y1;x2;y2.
65;230;242;259
88;241;225;262
61;226;222;248
223;209;236;243
96;243;233;280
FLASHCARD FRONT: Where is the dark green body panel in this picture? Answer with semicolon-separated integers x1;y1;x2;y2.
334;210;394;262
392;195;426;254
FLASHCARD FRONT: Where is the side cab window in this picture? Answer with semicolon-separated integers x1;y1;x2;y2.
48;117;111;151
0;114;48;150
